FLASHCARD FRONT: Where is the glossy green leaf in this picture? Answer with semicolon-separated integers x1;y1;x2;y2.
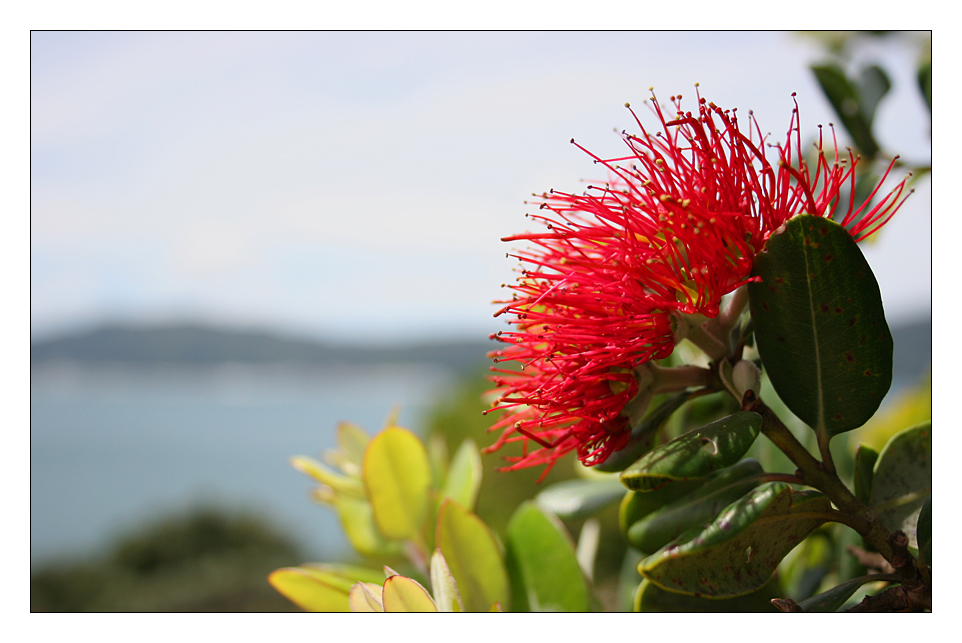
436;498;509;612
640;482;831;598
595;391;694;472
796;574;880;612
749;215;893;437
268;567;351;612
620;412;761;491
811;63;880;157
332;493;403;557
853;443;879;504
536;478;626;521
362;426;432;540
625;459;763;554
505;502;591;612
349;582;384;612
442;439;482;512
430;549;464;612
633;577;783;612
917;495;932;567
619;478;709;535
870;422;932;548
382;575;438;612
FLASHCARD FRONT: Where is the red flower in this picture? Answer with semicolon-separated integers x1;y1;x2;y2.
485;89;910;477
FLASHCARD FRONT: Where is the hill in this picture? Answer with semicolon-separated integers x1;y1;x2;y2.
30;316;930;382
30;324;496;372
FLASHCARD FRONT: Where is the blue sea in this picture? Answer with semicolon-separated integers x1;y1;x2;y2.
30;361;456;565
31;324;929;567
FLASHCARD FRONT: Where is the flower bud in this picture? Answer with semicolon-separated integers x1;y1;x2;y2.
732;360;761;400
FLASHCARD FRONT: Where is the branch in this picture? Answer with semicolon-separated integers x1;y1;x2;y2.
740;391;896;562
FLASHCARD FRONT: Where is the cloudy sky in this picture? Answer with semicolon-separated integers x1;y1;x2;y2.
30;31;932;344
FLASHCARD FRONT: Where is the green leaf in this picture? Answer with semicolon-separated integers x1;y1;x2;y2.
869;422;932;548
268;567;351;612
749;215;893;437
430;549;464;612
595;391;694;472
362;426;432;540
625;459;763;554
917;495;932;567
620;412;761;491
639;482;831;598
620;478;709;534
796;574;879;612
382;575;439;612
917;59;932;112
436;498;509;612
441;439;482;512
633;577;784;612
536;478;626;521
811;63;880;157
856;64;891;129
853;443;879;504
505;502;591;612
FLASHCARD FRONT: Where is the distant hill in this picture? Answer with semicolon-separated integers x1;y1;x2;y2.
30;324;496;373
30;317;931;383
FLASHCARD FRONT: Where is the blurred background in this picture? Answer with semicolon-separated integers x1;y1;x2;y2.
30;31;930;611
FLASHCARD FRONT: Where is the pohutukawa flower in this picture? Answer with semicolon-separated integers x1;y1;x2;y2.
485;87;912;478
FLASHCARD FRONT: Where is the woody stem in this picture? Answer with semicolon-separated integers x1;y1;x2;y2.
741;391;896;564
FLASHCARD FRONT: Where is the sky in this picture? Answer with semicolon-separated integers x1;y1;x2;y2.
30;31;932;345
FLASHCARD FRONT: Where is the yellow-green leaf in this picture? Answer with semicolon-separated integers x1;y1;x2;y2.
382;575;438;612
437;498;509;612
430;549;464;612
441;439;482;511
301;562;385;586
362;426;432;540
268;567;351;612
349;582;384;612
337;421;371;466
292;455;366;497
333;493;403;557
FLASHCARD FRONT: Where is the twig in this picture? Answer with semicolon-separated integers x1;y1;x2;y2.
771;598;803;612
741;391;896;563
847;545;895;574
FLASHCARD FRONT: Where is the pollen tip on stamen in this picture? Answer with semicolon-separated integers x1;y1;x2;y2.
624;102;630;108
570;138;575;144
